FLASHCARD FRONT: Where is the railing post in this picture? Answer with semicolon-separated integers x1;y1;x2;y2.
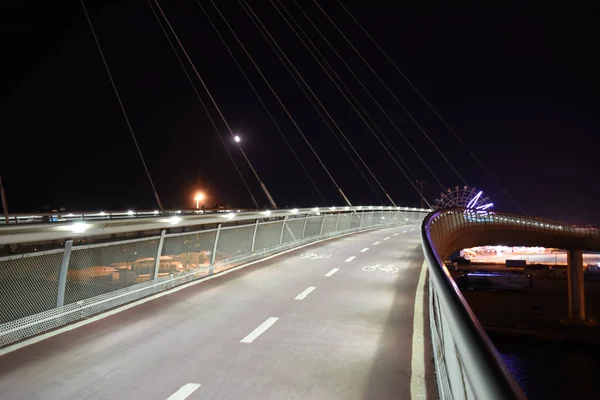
301;215;308;239
153;229;166;281
358;211;363;228
279;216;287;245
56;240;73;308
209;223;222;275
250;219;259;253
319;214;326;236
347;212;353;230
371;210;375;226
334;213;340;232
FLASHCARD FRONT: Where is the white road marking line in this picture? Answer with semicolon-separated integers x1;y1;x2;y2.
325;268;339;277
240;317;279;343
393;233;399;236
373;241;380;245
411;229;415;231
402;231;407;233
345;256;356;262
167;383;201;400
294;286;317;300
410;262;428;399
360;247;369;252
383;237;390;240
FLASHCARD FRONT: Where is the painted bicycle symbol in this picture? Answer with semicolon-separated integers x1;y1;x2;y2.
300;253;332;261
362;264;399;273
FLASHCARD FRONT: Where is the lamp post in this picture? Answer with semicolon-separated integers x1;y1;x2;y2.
0;172;9;224
194;193;204;209
233;134;277;209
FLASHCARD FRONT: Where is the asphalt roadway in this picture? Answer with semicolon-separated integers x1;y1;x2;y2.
0;225;434;399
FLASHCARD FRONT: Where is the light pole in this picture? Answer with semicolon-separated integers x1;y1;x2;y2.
194;192;205;209
233;134;277;209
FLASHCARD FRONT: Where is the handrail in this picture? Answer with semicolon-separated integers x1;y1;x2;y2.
422;209;526;399
0;206;431;246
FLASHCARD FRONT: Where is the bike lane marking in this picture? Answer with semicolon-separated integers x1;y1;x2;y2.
345;256;356;263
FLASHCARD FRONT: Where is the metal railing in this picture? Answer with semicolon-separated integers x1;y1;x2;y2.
420;207;600;399
0;206;428;348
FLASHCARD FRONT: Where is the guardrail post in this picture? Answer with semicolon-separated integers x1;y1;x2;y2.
319;214;326;236
209;223;222;275
250;219;259;253
56;240;73;308
153;229;166;281
371;210;375;226
347;212;353;230
358;211;363;228
301;215;308;239
334;213;340;232
279;216;287;245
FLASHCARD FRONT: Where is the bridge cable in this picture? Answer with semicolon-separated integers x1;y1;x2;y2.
146;0;259;209
337;1;527;215
244;0;429;207
152;0;278;209
79;0;164;211
240;0;399;206
215;1;384;204
274;0;439;203
193;1;328;206
312;0;468;187
289;0;446;192
208;0;352;206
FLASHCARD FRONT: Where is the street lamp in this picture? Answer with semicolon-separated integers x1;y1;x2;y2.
194;193;205;209
234;135;241;143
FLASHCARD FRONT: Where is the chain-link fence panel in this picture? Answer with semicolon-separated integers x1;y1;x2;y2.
282;217;305;244
349;212;361;229
0;250;64;324
254;220;284;253
361;212;374;227
304;215;324;238
337;213;351;232
214;225;254;271
64;237;160;305
321;215;338;235
161;230;216;280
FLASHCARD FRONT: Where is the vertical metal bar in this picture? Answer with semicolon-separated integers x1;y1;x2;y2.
347;212;353;230
153;229;166;280
279;216;287;245
334;213;340;232
358;211;363;228
319;214;326;236
250;219;259;253
56;240;73;307
301;215;309;239
371;210;375;226
209;224;222;275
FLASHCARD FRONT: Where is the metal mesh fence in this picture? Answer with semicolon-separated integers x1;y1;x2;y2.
214;225;254;271
64;237;160;305
321;214;338;235
0;250;64;323
282;217;305;244
254;220;284;253
161;230;216;280
304;215;324;238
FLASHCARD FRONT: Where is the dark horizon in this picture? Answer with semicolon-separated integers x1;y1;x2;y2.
2;2;599;224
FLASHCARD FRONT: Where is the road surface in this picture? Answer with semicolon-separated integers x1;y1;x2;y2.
0;225;434;399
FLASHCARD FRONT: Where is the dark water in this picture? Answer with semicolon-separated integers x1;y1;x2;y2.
494;337;600;399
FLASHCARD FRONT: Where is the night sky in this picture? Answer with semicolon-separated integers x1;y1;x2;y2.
2;2;599;224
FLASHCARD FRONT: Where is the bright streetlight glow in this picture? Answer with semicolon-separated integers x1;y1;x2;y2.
234;135;241;143
194;192;205;209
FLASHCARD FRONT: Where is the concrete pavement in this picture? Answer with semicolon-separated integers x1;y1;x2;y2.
0;225;434;399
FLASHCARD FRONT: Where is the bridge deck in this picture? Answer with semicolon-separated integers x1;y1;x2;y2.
0;226;434;399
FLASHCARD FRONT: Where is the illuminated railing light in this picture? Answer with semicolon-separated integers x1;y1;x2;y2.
263;210;271;216
127;210;134;215
169;216;182;225
223;213;235;220
312;207;319;212
290;208;298;214
71;222;89;234
153;210;159;214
